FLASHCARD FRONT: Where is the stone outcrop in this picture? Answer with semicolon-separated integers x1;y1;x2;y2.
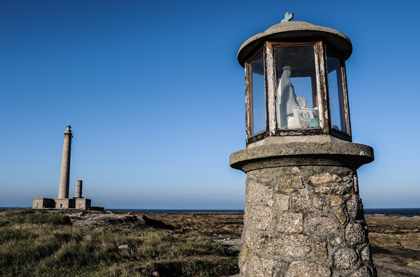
71;212;139;227
141;215;175;229
366;214;420;250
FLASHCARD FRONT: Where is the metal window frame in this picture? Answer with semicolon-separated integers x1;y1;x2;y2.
245;48;269;143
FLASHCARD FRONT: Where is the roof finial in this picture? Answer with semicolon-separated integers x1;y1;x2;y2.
281;12;294;23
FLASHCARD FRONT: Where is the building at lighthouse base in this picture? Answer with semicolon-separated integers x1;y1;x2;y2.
32;196;92;210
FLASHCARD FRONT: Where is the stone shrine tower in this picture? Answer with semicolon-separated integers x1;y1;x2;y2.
58;125;72;199
230;15;376;276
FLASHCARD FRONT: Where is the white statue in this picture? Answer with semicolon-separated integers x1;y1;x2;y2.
276;66;307;128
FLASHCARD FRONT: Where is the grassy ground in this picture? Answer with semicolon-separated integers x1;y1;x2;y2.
0;209;239;277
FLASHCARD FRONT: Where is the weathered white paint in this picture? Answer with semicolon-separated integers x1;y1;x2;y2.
245;65;251;141
265;42;276;136
341;65;352;137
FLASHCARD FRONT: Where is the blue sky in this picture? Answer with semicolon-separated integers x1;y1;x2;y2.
1;0;419;209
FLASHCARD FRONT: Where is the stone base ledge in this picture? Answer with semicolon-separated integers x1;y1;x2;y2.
230;142;373;172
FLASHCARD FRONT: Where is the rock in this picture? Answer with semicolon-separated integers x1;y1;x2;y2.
118;244;130;249
310;173;341;185
350;266;372;277
334;248;358;269
242;254;276;276
407;261;420;268
243;228;266;250
248;206;272;231
306;216;337;234
276;212;303;234
142;215;175;229
360;245;372;262
314;236;328;259
375;260;420;277
274;193;289;211
334;207;347;226
314;183;351;195
152;271;160;277
365;214;420;251
72;212;139;227
292;194;326;212
345;222;367;245
330;235;343;246
246;179;273;205
331;195;344;207
267;234;311;257
285;261;331;277
347;195;364;220
278;175;304;192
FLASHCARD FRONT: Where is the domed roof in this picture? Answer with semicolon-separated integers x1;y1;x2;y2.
238;21;352;67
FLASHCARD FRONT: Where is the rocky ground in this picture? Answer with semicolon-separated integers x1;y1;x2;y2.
64;210;420;276
365;214;420;276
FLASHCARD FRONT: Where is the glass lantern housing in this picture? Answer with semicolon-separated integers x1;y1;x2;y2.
241;22;353;144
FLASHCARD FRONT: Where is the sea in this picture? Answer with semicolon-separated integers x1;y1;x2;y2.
3;208;420;217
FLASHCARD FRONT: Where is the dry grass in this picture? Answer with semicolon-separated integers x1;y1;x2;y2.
0;209;239;277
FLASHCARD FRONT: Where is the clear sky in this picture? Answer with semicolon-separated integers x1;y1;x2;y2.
1;0;419;209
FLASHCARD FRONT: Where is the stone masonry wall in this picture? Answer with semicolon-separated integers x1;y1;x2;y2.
239;165;376;277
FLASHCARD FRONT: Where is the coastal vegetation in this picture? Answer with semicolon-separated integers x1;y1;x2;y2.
0;209;239;277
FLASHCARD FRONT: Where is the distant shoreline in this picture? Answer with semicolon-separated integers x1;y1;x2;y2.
2;207;420;217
